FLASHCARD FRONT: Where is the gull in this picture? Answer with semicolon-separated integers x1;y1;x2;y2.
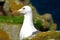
13;6;40;40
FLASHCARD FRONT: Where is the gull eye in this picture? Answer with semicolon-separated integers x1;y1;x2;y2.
23;8;25;10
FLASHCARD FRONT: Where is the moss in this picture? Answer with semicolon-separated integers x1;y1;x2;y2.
33;19;43;31
0;16;24;24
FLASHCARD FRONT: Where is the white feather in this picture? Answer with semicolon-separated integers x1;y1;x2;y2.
18;6;38;40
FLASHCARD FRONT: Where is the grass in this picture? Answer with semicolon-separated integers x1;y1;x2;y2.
0;16;24;24
0;16;42;24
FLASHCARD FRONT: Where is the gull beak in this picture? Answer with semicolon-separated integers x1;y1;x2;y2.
18;9;22;12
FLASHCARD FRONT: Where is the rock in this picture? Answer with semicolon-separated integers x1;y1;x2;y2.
0;0;4;2
50;23;57;31
0;12;4;15
0;23;21;40
0;29;10;40
0;0;7;16
1;0;39;16
3;0;12;16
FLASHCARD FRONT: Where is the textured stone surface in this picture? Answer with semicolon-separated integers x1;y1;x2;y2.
0;23;21;40
0;0;4;1
3;0;12;16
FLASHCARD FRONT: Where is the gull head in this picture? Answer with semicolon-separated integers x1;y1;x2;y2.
18;6;32;15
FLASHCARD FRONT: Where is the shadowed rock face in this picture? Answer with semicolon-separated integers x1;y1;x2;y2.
0;1;5;6
0;1;7;16
20;0;25;2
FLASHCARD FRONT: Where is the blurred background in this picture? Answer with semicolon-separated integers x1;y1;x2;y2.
0;0;60;40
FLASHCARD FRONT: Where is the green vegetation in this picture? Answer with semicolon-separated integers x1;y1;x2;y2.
33;19;43;31
0;16;43;25
0;16;24;24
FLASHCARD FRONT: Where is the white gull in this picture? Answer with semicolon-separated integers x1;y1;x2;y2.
18;6;40;40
